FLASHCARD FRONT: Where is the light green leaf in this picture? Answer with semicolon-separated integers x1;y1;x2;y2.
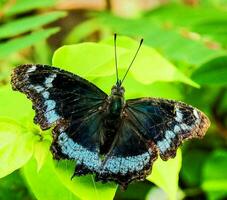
202;150;227;200
0;11;66;39
0;85;33;122
5;0;56;16
23;155;80;200
147;149;182;200
55;160;117;200
34;140;50;172
0;28;59;59
191;56;227;86
53;36;198;88
0;119;35;178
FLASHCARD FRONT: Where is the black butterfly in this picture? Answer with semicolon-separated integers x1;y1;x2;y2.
11;34;210;189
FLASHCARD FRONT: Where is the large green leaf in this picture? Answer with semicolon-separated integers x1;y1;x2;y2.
147;150;182;200
0;28;59;59
0;11;66;39
55;160;117;200
0;119;35;178
191;56;227;86
0;85;33;122
23;155;80;200
202;150;227;200
53;36;198;88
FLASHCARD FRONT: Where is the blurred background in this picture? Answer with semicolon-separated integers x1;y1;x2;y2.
0;0;227;200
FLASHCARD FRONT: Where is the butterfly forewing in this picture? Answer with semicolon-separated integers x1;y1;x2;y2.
11;64;107;130
125;98;210;160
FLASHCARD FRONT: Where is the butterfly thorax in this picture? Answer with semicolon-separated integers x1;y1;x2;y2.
107;85;125;117
100;85;125;154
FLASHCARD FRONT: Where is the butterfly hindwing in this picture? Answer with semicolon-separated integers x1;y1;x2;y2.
125;98;210;160
97;118;158;187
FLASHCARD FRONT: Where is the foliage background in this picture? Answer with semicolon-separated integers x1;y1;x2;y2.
0;0;227;200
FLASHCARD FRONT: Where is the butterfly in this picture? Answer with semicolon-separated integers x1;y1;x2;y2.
11;34;210;189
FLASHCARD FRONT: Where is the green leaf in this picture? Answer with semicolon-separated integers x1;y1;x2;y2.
0;170;33;200
91;12;225;66
0;11;66;39
55;160;117;200
202;150;227;200
23;155;80;200
147;149;182;200
0;119;35;178
5;0;57;16
53;36;198;88
93;74;183;100
34;140;50;172
64;19;102;44
181;150;208;186
0;85;33;122
0;28;59;59
191;56;227;86
103;36;199;87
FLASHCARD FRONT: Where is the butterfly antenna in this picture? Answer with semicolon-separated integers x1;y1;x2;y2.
114;33;120;85
120;38;144;86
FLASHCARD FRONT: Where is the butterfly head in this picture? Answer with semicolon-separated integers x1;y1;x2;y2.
111;83;125;96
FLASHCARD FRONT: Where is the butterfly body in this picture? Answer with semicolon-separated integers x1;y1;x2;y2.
11;63;210;189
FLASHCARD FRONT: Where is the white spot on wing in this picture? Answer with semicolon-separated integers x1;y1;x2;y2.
42;91;50;99
175;107;183;122
44;110;60;123
193;109;199;119
44;100;56;111
58;132;101;171
33;85;44;93
102;152;151;175
27;65;36;73
45;74;56;88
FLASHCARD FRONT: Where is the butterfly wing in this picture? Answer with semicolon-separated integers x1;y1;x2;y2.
97;118;158;188
125;98;210;160
11;64;108;172
96;97;210;188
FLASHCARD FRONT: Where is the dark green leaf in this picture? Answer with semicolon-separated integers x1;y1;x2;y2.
202;150;227;200
191;56;227;86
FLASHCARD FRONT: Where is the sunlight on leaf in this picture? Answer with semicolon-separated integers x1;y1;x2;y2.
55;160;117;200
0;119;35;178
53;36;198;88
147;149;182;200
0;85;33;122
23;155;80;200
34;140;50;172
